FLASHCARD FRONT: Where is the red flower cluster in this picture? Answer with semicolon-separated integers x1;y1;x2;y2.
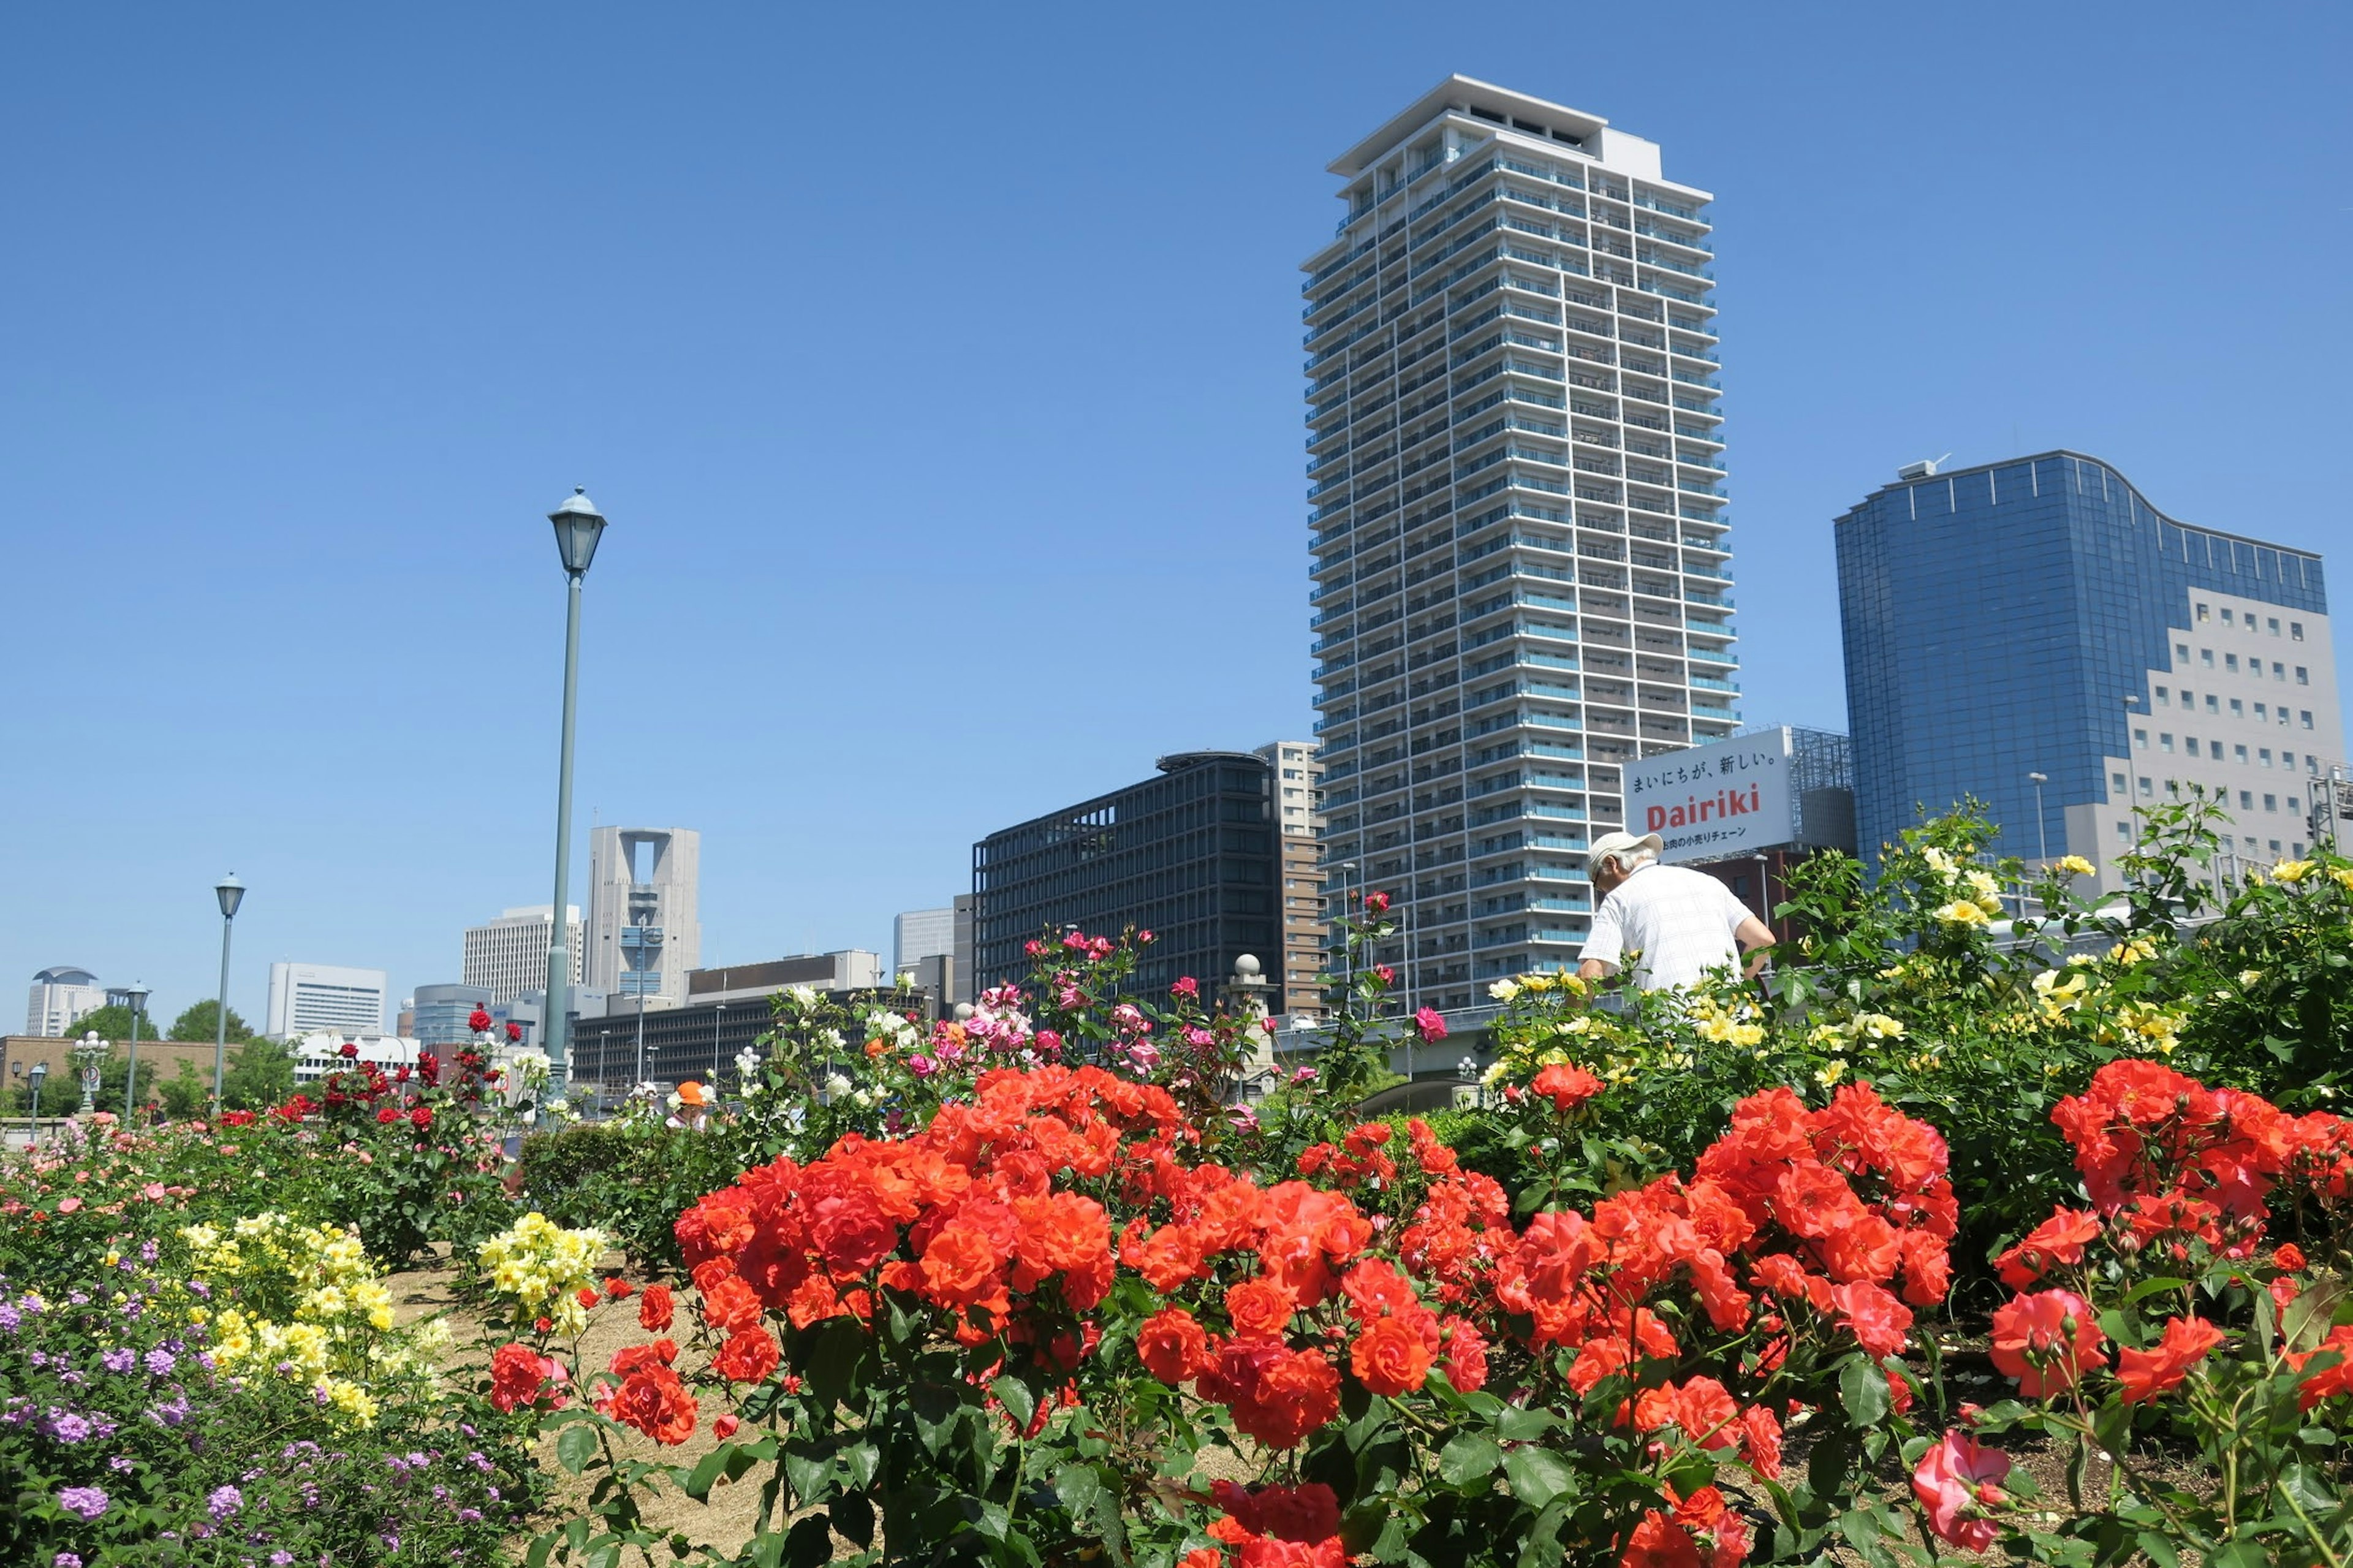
593;1335;697;1444
1620;1483;1749;1567
1195;1481;1347;1568
1495;1085;1953;1398
2047;1061;2298;1259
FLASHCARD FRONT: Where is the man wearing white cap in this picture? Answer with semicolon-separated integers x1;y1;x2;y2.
1575;830;1777;991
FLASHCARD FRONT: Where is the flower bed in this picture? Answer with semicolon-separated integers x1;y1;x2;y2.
5;806;2351;1565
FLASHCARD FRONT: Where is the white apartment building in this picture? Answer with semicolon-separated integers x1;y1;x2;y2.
27;966;105;1037
463;906;583;1006
2107;589;2344;872
1255;740;1330;1018
265;962;388;1039
1305;78;1738;1010
584;827;701;1007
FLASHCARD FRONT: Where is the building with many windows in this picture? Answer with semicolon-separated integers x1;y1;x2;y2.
893;907;955;976
409;982;494;1048
972;752;1281;998
26;966;105;1037
463;906;583;1006
264;962;388;1039
1254;740;1329;1018
1836;451;2341;885
1304;78;1739;1010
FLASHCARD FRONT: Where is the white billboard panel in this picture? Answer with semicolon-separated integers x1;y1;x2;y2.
1624;730;1796;864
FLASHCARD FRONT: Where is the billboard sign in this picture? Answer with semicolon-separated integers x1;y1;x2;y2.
1624;730;1795;864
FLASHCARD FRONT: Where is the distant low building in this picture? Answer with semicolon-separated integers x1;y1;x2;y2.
463;906;582;1006
409;982;494;1048
973;751;1281;998
265;963;388;1039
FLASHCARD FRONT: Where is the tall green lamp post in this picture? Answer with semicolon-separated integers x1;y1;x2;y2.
212;875;245;1115
543;488;608;1092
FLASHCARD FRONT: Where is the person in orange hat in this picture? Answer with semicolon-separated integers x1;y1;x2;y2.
664;1080;710;1131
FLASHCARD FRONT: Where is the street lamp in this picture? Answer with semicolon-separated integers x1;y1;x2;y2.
122;980;150;1123
212;876;244;1115
76;1031;106;1116
27;1061;48;1148
711;1003;726;1090
543;487;608;1091
2027;773;2050;865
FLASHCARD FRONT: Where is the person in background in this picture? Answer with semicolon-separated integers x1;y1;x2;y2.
664;1080;711;1131
1576;830;1776;990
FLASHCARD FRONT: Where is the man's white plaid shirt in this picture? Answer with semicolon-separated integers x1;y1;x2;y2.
1578;862;1752;990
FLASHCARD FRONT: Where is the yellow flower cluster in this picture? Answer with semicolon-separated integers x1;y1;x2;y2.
2055;855;2096;877
2099;1000;2183;1058
2031;969;2090;1021
477;1211;607;1335
177;1213;444;1428
1686;994;1766;1049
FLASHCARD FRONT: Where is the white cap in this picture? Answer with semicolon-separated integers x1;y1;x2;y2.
1588;830;1664;866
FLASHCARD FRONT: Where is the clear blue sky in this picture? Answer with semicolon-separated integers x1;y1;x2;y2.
6;2;2347;1028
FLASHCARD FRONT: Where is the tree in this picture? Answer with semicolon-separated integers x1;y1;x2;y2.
158;1059;210;1119
168;999;256;1043
56;1004;162;1044
222;1037;297;1111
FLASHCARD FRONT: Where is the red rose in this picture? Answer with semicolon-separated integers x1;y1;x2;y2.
1225;1278;1297;1340
713;1414;741;1441
375;1107;400;1124
711;1327;780;1385
468;1009;492;1033
409;1107;433;1131
609;1339;678;1376
596;1363;697;1445
2117;1316;2223;1404
700;1274;764;1336
1532;1063;1602;1112
637;1283;675;1333
604;1277;634;1300
1990;1289;2107;1396
1137;1308;1209;1385
1347;1314;1433;1398
339;1042;359;1058
1362;890;1390;914
575;1286;600;1311
505;1022;523;1042
490;1342;566;1413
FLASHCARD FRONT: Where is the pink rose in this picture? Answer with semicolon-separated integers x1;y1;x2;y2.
58;1197;83;1214
1912;1430;2009;1551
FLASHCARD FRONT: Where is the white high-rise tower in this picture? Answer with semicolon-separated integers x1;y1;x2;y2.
585;827;702;1007
1305;78;1740;1010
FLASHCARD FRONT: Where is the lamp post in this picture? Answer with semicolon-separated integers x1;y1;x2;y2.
212;876;244;1115
75;1031;105;1116
28;1061;48;1148
711;1003;726;1090
2028;772;2050;865
121;980;150;1123
544;488;608;1091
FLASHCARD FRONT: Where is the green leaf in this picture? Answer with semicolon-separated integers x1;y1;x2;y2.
992;1374;1037;1434
1840;1357;1890;1429
784;1513;834;1568
1437;1432;1502;1488
1503;1446;1574;1510
2282;1276;2347;1353
556;1423;599;1475
830;1490;876;1550
1495;1406;1556;1441
2135;1531;2181;1568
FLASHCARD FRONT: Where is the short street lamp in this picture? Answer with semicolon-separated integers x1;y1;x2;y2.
213;875;246;1115
75;1031;107;1116
2028;772;2050;864
122;979;150;1123
542;488;609;1091
28;1061;49;1148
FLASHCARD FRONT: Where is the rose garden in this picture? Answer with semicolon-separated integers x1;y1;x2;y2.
6;797;2352;1567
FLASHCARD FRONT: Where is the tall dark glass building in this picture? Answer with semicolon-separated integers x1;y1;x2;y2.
1836;452;2340;887
972;752;1282;996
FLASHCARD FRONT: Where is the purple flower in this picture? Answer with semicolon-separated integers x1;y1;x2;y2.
101;1348;135;1374
56;1485;109;1521
0;1304;21;1331
48;1412;93;1444
54;1553;84;1568
143;1348;176;1377
206;1484;242;1521
108;1456;132;1473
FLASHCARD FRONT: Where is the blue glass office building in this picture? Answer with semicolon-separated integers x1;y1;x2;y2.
1836;452;2340;880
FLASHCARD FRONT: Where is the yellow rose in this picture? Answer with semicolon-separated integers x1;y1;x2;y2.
1934;900;1990;926
2055;855;2095;877
2272;859;2313;884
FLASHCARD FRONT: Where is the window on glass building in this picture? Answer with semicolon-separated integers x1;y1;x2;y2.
2300;711;2314;730
2176;643;2191;662
2296;667;2309;684
2197;603;2210;622
2110;771;2127;794
2269;617;2281;635
2231;700;2245;718
2226;654;2240;672
2291;623;2305;641
2201;650;2215;668
2240;790;2254;809
2137;777;2153;797
2264;795;2278;812
2160;734;2174;752
2114;821;2131;843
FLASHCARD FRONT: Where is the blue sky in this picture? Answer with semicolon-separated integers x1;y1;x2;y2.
6;2;2347;1026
